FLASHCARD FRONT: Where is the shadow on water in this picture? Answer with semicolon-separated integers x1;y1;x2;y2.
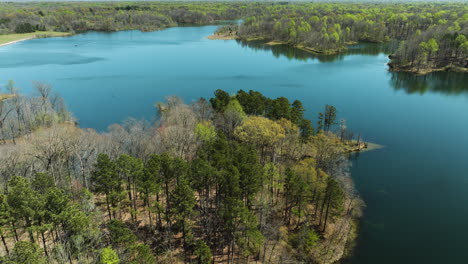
237;39;468;97
236;40;399;63
390;72;468;96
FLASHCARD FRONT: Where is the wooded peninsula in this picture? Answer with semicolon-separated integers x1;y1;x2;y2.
0;2;467;74
0;81;366;264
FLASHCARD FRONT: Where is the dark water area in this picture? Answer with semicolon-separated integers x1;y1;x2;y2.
1;25;468;264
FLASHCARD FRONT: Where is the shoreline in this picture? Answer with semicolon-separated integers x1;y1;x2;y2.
207;33;238;40
0;32;72;47
387;55;468;75
0;37;33;47
388;63;468;75
206;33;466;75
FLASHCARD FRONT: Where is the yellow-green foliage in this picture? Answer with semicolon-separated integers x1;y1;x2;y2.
234;116;285;147
195;121;217;142
100;247;120;264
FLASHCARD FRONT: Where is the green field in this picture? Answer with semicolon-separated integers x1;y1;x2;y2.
0;31;71;45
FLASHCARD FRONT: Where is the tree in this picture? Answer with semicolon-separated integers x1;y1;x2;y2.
127;244;155;264
139;154;161;227
290;100;305;125
194;240;212;264
91;154;119;220
195;121;217;142
267;97;291;120
218;99;246;135
299;119;314;141
108;220;137;248
234;116;285;161
232;143;263;206
192;97;213;121
317;112;324;132
324;105;337;131
210;89;231;112
320;177;344;232
100;247;120;264
31;172;55;194
8;241;47;264
7;176;39;244
0;194;11;255
116;154;143;221
171;177;196;260
235;90;267;115
289;226;319;255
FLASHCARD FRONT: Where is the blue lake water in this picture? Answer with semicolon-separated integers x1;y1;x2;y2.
1;25;468;264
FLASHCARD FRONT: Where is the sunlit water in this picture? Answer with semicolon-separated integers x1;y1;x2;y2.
1;25;468;264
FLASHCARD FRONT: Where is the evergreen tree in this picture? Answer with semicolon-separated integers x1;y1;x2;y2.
91;154;119;220
210;89;231;112
194;240;212;264
324;105;337;131
8;241;47;264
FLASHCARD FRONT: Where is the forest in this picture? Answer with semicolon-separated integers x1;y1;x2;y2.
0;2;466;73
0;83;364;264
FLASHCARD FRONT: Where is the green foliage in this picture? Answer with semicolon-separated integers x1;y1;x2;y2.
318;105;338;132
210;89;231;112
100;247;120;264
194;240;212;264
234;116;285;147
171;177;196;221
128;244;155;264
108;220;137;247
8;241;46;264
289;227;320;254
31;173;55;194
236;90;267;115
91;154;118;196
267;97;291;120
0;89;352;264
224;99;246;120
195;121;217;142
14;23;35;33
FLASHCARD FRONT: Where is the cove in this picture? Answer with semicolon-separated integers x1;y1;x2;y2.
1;25;468;264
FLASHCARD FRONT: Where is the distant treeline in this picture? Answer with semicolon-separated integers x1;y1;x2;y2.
0;2;466;72
233;3;467;72
0;2;247;33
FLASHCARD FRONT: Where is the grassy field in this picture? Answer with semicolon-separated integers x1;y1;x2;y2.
0;31;71;46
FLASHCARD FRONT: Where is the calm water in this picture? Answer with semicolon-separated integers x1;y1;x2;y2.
1;26;468;264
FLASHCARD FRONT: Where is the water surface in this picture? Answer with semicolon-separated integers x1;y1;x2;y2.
1;25;468;264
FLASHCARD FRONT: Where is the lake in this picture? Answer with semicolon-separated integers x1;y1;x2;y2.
1;25;468;264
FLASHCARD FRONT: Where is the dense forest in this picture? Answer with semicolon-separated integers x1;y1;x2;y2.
0;2;466;73
0;83;364;264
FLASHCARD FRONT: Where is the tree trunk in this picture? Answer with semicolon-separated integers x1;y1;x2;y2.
25;217;35;243
1;234;9;255
322;199;331;233
11;221;19;242
106;194;112;220
41;230;48;257
127;177;133;221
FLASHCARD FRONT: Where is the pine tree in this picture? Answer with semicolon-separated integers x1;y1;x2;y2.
91;154;119;220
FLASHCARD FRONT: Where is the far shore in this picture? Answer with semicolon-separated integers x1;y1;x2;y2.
388;63;468;75
0;37;33;47
0;31;71;47
207;33;238;40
